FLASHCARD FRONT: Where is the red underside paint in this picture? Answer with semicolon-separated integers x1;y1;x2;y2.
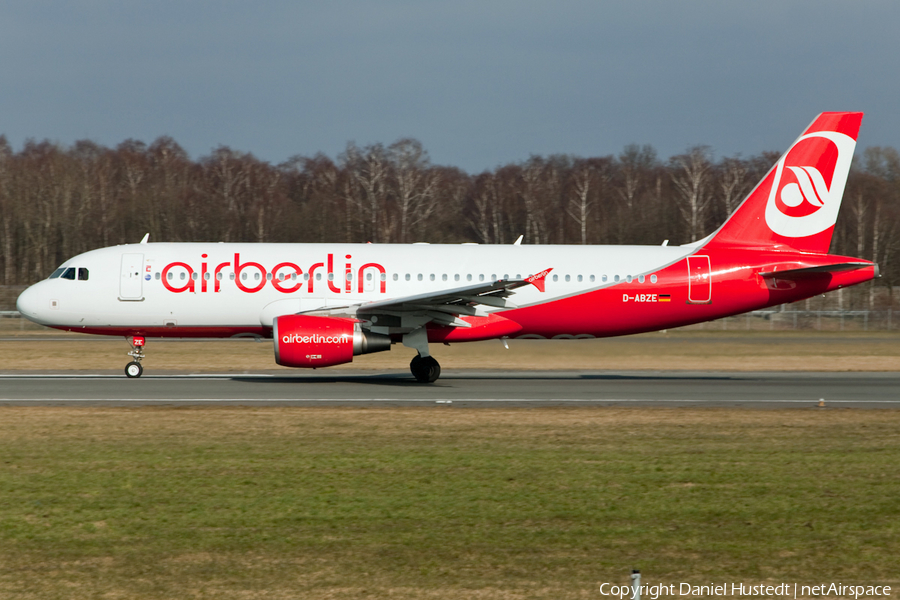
427;312;523;343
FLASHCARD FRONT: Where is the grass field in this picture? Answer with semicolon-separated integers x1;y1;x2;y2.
1;407;898;599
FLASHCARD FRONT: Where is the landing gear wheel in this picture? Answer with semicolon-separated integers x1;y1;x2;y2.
410;354;441;383
126;335;146;378
125;361;143;378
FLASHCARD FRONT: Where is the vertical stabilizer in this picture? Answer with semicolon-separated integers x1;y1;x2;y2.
705;112;862;253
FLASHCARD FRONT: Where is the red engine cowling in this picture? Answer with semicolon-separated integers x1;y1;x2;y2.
273;315;391;368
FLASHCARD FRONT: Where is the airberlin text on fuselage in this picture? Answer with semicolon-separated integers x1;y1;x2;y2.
161;253;387;295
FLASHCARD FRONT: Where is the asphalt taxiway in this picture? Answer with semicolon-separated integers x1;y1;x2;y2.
0;370;898;407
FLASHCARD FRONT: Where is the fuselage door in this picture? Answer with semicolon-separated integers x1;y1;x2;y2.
687;255;711;304
119;253;144;300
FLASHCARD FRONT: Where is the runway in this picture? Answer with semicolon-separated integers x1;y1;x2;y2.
0;370;898;407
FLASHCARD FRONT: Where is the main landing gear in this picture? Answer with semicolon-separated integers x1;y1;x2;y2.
125;335;146;378
403;327;441;383
410;354;441;383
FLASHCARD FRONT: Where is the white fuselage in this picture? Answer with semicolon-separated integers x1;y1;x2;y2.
17;242;693;334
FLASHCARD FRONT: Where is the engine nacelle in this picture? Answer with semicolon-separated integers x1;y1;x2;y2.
273;315;391;368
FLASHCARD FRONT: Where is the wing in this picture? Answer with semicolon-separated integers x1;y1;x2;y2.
303;269;552;329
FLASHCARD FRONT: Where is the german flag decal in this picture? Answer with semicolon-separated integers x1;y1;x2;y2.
659;294;671;302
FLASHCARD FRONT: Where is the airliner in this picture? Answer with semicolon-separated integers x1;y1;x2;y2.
16;112;877;382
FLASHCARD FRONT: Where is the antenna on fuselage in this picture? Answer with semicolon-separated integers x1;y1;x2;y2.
513;235;523;246
139;233;150;244
661;239;669;246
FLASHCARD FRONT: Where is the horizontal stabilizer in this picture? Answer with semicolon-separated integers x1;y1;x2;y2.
759;262;875;279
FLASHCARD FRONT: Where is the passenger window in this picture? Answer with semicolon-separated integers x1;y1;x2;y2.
552;274;558;282
614;275;620;282
78;268;89;281
590;275;595;282
393;273;398;281
49;268;64;279
430;274;435;281
405;274;411;281
442;274;447;281
192;272;199;280
602;275;608;282
155;272;161;280
491;274;497;281
316;273;322;281
180;272;187;281
650;274;658;283
417;274;423;281
380;273;386;281
167;272;174;281
327;273;334;281
638;275;645;283
366;273;373;281
455;274;460;281
241;272;247;280
61;268;76;280
565;275;571;282
467;274;472;281
577;275;583;282
346;273;352;281
230;273;236;280
626;275;632;283
204;273;211;281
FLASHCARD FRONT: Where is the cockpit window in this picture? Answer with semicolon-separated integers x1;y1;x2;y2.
78;268;89;281
49;268;65;279
60;268;76;280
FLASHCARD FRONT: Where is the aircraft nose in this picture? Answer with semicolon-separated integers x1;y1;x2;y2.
16;284;44;323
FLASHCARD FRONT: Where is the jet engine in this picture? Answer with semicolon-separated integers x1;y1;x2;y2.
273;315;391;368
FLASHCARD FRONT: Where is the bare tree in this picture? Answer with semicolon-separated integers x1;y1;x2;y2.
671;146;713;241
388;139;440;243
719;156;751;215
340;142;391;243
567;159;607;244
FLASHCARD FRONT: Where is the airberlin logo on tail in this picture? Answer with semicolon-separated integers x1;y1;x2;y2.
764;131;856;238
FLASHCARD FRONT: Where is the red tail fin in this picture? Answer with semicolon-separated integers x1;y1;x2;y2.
705;112;862;253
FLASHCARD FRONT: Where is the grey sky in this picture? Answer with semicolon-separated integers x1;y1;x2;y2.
1;1;897;172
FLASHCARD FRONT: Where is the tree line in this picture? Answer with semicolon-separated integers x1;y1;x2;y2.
1;135;898;293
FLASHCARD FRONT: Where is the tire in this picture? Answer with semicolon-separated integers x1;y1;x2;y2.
410;355;440;383
125;361;143;378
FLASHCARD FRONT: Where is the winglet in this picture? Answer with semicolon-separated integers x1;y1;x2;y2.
525;268;553;292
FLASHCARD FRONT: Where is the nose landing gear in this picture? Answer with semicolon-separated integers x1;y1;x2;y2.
125;336;145;378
